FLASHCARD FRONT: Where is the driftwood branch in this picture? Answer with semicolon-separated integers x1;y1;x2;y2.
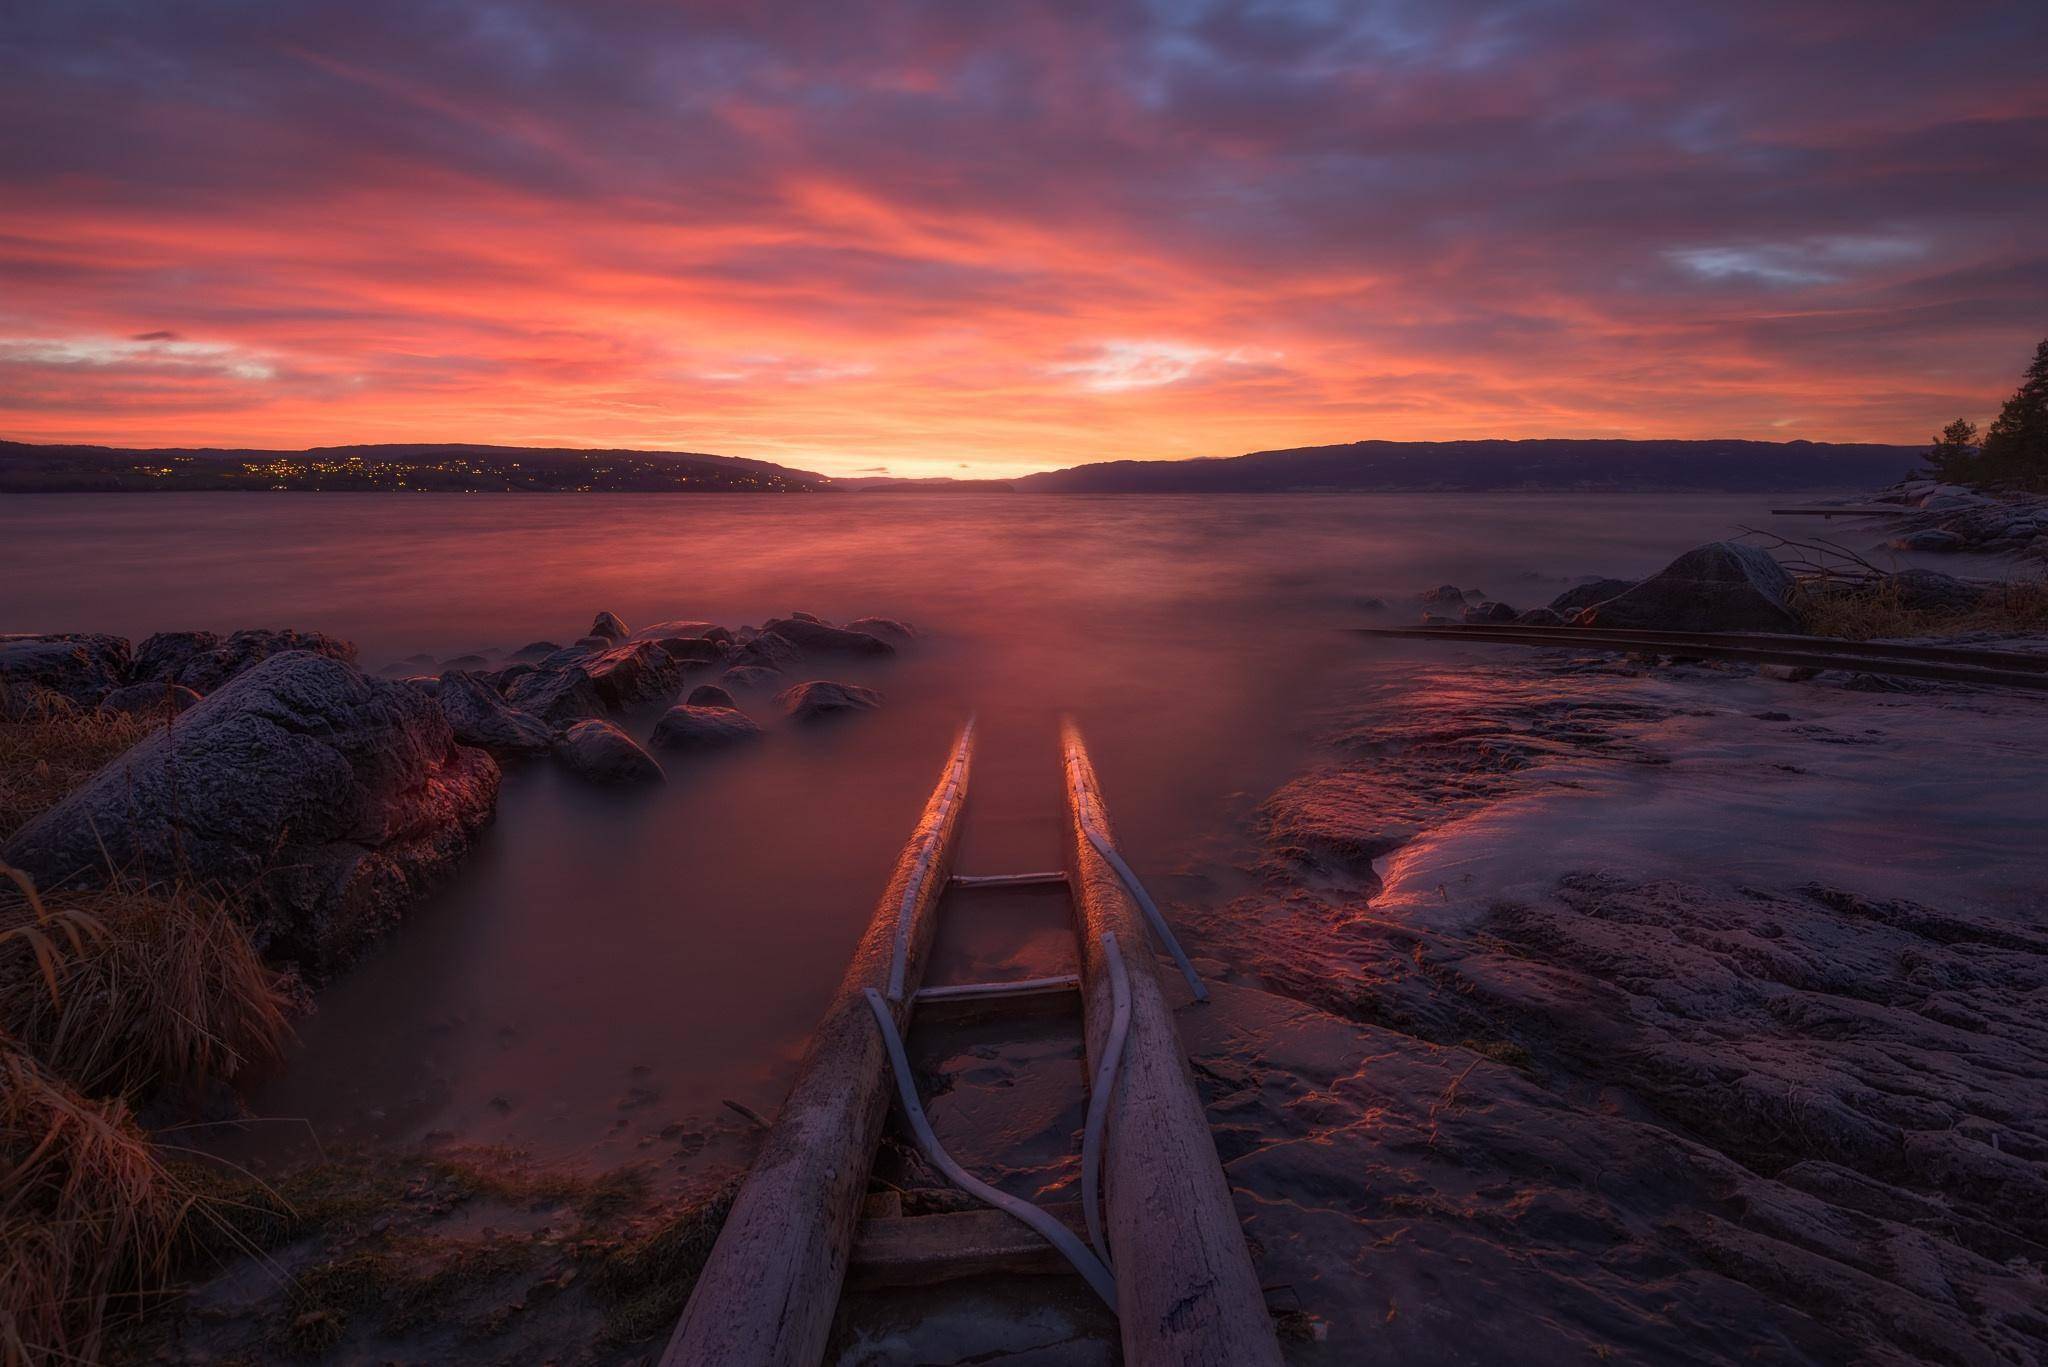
1738;525;1889;585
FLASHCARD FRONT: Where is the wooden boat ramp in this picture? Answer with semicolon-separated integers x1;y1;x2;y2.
662;719;1283;1366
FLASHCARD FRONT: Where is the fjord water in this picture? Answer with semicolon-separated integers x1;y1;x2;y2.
1;491;1839;1166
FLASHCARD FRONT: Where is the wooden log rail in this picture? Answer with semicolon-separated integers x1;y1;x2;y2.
1061;721;1285;1367
662;723;975;1367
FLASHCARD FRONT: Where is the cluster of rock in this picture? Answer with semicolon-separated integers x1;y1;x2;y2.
400;609;905;786
1869;480;2048;559
0;626;355;719
0;610;910;976
1415;540;1806;634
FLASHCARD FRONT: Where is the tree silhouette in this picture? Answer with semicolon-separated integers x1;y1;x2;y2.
1926;417;1979;483
1978;337;2048;487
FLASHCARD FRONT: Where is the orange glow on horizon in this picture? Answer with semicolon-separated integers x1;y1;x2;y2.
2;5;2041;478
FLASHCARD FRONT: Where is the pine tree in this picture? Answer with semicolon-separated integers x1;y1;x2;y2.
1978;337;2048;487
1926;417;1979;483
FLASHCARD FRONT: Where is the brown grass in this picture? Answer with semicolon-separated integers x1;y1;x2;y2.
0;865;293;1101
1793;576;2048;641
0;686;153;841
0;858;286;1366
0;1039;223;1367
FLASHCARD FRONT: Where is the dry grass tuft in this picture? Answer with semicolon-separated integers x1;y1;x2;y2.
1793;576;2048;641
0;1040;210;1366
0;865;294;1101
0;686;153;841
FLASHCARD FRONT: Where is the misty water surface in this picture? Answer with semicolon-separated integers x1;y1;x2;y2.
0;491;1861;1165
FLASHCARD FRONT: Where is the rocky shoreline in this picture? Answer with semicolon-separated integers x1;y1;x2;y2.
1;610;912;979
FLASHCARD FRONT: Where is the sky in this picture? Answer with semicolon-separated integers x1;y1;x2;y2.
1;1;2044;478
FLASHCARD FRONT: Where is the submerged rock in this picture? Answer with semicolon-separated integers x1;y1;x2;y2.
437;671;555;753
0;633;132;707
512;640;563;661
99;680;203;717
685;683;737;709
650;703;762;752
763;617;895;656
1886;568;1987;613
778;679;882;721
131;630;219;687
590;610;631;642
731;631;803;672
629;619;721;643
553;719;663;785
583;641;684;709
1888;528;1966;553
1548;578;1635;615
720;665;785;692
4;652;499;977
845;616;915;642
1578;542;1800;633
441;653;492;670
651;636;723;665
161;628;358;693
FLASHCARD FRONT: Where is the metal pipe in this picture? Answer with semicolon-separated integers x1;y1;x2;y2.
861;987;1120;1310
1081;932;1132;1267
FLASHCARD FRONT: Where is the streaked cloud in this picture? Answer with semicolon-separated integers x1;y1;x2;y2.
0;0;2041;475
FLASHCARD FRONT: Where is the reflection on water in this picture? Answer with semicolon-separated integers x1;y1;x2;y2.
0;490;1838;1164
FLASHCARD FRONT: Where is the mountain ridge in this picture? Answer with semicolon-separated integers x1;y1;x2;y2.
1;436;1924;493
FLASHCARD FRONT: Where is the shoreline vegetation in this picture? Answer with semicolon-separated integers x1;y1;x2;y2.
1;485;2043;1361
0;610;909;1362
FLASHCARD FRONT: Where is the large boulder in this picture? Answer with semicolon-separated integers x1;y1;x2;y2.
686;683;737;709
1548;579;1636;616
590;610;631;642
762;617;895;657
1577;543;1800;634
511;640;562;662
131;630;220;686
553;719;663;785
0;633;131;707
99;681;203;717
845;617;915;643
437;671;555;753
1515;608;1566;627
778;680;882;722
152;628;357;693
650;703;762;752
1417;585;1467;607
4;652;499;977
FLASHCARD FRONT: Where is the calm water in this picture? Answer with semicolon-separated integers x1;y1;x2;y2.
0;491;1842;1166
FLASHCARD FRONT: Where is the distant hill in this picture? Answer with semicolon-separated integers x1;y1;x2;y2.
2;436;1926;495
1015;439;1923;493
0;441;830;493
